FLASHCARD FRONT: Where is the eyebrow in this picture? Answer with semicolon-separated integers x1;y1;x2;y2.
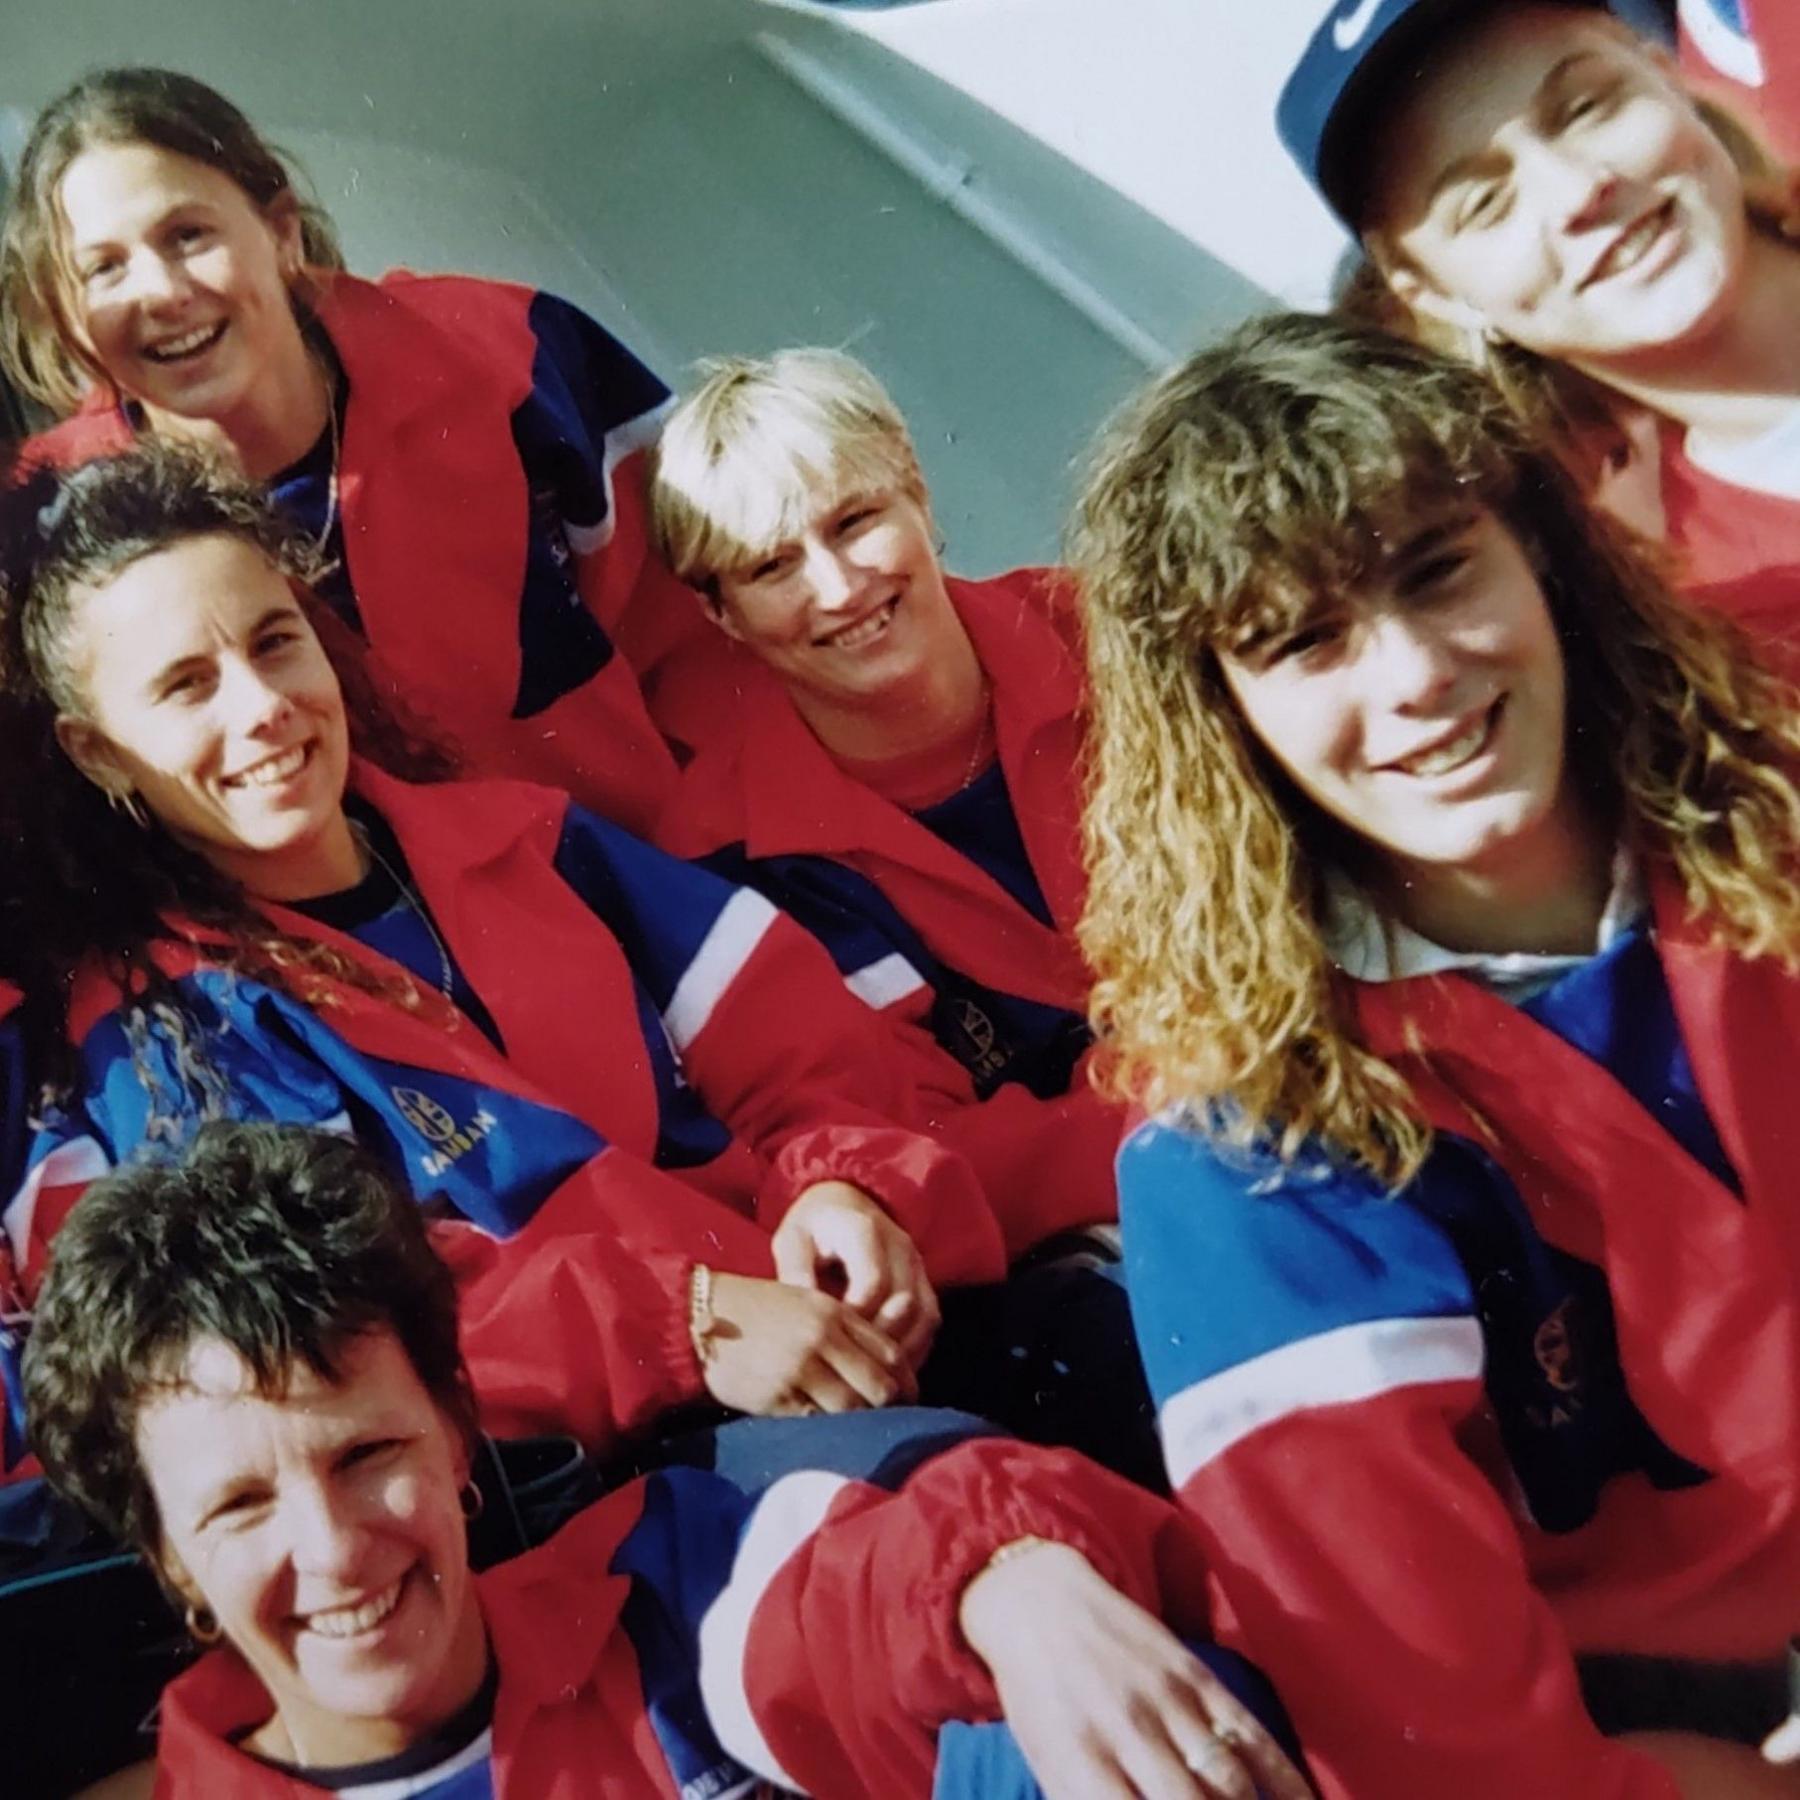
1424;51;1611;210
143;603;299;692
70;198;215;258
1387;513;1478;568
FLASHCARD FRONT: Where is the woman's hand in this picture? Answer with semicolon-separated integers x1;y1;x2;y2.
771;1180;940;1369
701;1270;916;1416
958;1541;1313;1800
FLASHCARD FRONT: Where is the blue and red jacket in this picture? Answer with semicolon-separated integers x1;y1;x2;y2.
148;1429;1218;1799
1;767;1005;1471
1121;872;1800;1800
26;272;715;836
661;570;1124;1261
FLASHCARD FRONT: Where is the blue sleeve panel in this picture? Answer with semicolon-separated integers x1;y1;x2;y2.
550;807;744;1169
72;969;605;1240
508;292;671;720
554;805;750;1015
1120;1119;1478;1392
1121;1113;1709;1534
612;1412;1004;1797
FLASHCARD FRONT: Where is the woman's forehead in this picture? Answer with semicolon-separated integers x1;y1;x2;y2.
133;1331;422;1469
1363;7;1634;230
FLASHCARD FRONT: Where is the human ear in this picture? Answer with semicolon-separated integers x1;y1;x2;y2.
265;190;305;284
704;588;749;644
152;1535;205;1614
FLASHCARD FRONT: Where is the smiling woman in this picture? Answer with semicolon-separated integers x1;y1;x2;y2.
0;444;1047;1479
0;66;702;837
1072;310;1800;1799
53;532;359;902
19;1121;1312;1800
1278;0;1800;625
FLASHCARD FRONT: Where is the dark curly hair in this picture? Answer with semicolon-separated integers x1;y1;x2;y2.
0;443;457;1102
23;1121;477;1560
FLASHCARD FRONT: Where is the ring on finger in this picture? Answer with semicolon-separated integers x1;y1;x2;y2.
1183;1731;1231;1774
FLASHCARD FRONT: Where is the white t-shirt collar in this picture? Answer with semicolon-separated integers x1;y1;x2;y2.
1323;850;1646;1001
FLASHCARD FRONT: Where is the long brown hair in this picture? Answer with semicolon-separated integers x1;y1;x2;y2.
1073;314;1800;1186
0;67;345;416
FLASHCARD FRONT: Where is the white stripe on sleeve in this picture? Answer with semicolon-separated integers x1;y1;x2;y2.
664;888;781;1053
4;1135;112;1269
563;399;673;556
1159;1314;1485;1490
844;951;928;1010
697;1469;850;1793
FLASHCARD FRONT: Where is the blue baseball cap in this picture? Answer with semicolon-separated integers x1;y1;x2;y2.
1277;0;1628;230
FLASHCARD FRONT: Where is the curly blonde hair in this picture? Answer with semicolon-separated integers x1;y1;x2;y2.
1073;314;1800;1186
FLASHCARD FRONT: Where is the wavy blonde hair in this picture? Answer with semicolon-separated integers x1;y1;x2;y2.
1073;314;1800;1186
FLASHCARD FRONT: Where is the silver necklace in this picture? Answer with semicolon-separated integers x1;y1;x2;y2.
315;360;342;558
351;821;455;1000
958;682;994;791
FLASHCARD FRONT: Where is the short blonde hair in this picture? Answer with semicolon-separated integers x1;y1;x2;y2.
649;348;928;595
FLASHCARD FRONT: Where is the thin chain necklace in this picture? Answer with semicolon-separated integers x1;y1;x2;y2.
957;679;995;791
351;820;455;1000
313;354;342;558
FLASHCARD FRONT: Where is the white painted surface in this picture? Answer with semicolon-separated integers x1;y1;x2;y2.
0;0;1323;564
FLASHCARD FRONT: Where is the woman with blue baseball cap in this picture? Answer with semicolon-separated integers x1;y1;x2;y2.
1277;0;1800;644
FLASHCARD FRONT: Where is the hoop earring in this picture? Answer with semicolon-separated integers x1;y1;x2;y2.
460;1479;485;1522
106;786;150;831
185;1603;223;1645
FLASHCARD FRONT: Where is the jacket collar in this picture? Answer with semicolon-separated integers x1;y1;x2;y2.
732;569;1089;935
1350;865;1800;1487
156;1541;629;1796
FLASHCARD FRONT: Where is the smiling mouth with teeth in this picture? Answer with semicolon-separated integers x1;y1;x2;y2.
1584;201;1675;289
819;599;898;651
226;743;311;790
301;1575;406;1641
1388;701;1501;779
141;321;227;363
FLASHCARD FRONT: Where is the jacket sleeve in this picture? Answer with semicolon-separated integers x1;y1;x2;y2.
515;291;730;752
675;1431;1206;1797
431;1197;704;1456
45;976;763;1464
919;1052;1123;1259
1119;1118;1683;1800
555;808;1009;1288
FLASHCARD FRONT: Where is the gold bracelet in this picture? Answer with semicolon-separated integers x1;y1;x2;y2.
689;1263;719;1366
